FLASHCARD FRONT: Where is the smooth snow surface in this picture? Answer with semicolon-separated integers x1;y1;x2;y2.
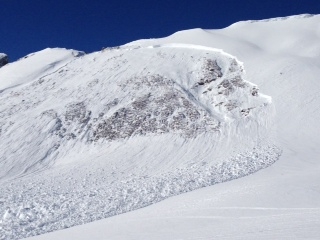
2;14;320;240
0;48;84;91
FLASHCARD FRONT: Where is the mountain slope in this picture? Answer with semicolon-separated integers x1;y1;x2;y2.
3;14;320;240
0;40;280;239
28;14;320;240
0;31;281;239
0;44;272;179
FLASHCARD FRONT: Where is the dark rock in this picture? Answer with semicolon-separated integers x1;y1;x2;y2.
197;59;223;86
0;53;9;68
251;86;259;96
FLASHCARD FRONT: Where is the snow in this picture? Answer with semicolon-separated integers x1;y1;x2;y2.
0;40;278;239
1;14;320;239
0;48;84;92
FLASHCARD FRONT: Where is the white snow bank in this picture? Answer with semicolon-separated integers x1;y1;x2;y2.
245;13;316;23
128;14;320;59
148;43;238;60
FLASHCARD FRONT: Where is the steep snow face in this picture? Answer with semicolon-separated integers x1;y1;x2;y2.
0;53;8;68
0;39;279;239
0;44;271;180
0;48;84;91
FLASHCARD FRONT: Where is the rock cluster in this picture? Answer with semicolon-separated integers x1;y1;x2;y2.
44;74;220;143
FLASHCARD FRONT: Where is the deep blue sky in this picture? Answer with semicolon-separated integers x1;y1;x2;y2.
1;0;319;61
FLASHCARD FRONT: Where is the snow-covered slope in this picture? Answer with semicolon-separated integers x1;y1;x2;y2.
2;14;320;240
0;48;84;92
28;14;320;240
0;44;273;179
0;39;280;239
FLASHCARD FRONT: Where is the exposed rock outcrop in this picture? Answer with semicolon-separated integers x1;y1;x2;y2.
0;53;9;68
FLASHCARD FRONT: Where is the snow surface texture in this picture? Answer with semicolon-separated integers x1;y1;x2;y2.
27;14;320;240
0;38;280;238
1;145;280;239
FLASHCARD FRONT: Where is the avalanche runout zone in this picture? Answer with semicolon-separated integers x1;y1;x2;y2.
0;145;281;239
0;44;281;239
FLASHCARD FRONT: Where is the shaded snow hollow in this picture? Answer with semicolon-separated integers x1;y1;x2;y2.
0;43;280;239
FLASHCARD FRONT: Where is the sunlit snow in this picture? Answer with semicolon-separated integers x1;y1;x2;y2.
1;14;320;240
